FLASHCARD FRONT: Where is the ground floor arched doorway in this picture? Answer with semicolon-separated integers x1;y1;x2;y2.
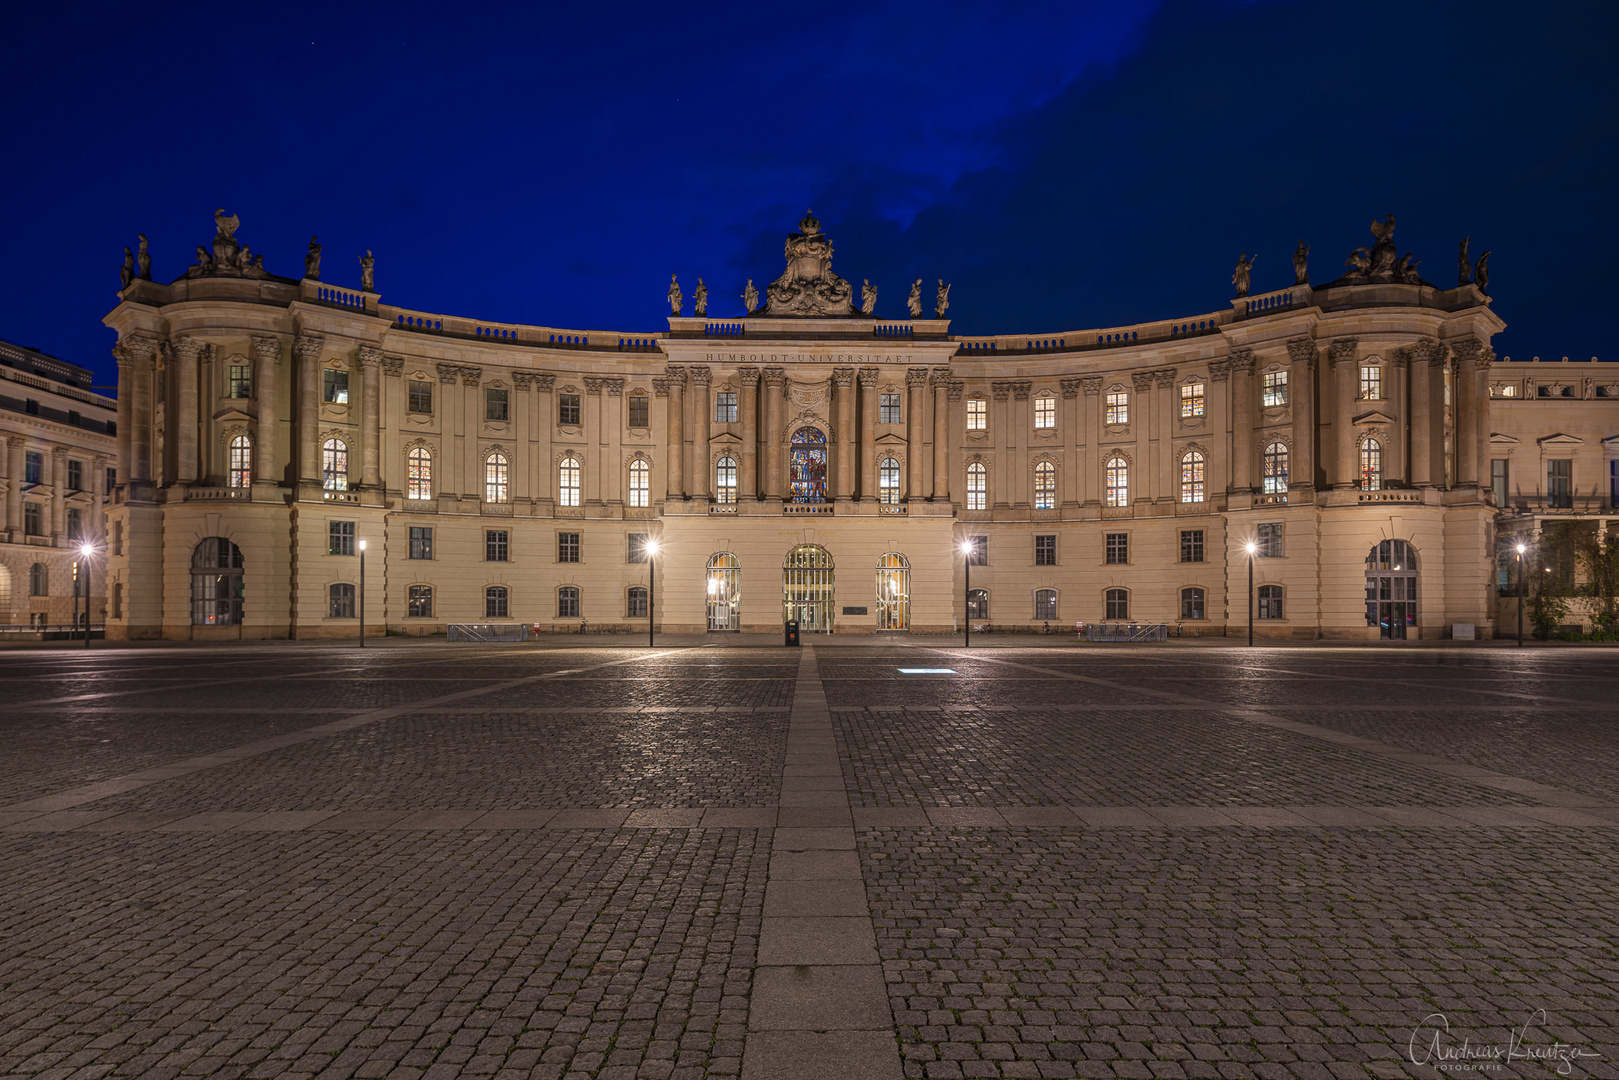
1366;539;1418;638
876;552;909;630
784;544;834;632
707;552;740;631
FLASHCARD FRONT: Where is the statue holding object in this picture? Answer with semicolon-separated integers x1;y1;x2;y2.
1473;251;1491;294
305;236;322;280
1292;241;1309;286
136;234;151;280
906;279;923;318
935;280;951;318
359;250;375;292
1232;253;1255;298
119;248;135;289
861;279;877;315
1458;237;1471;287
693;278;708;317
667;274;682;315
742;279;758;314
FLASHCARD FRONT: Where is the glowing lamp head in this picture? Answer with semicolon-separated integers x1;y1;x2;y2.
358;538;366;552
644;539;660;558
960;540;975;556
1516;542;1527;555
1245;541;1257;555
79;543;94;558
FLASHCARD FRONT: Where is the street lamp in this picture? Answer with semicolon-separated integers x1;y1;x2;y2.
960;537;976;648
1515;540;1527;647
358;538;366;648
75;542;96;649
644;538;660;648
1245;540;1258;647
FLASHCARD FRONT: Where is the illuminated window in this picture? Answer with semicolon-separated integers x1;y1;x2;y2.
715;392;738;423
484;452;509;503
559;456;581;506
1263;371;1288;406
321;438;348;491
1105;391;1128;425
1033;393;1055;429
629;459;651;507
228;434;251;488
1180;382;1205;418
191;538;243;626
1359;364;1383;401
228;365;251;398
407;447;433;500
1179;449;1206;503
485;387;509;422
408;379;433;414
966;398;987;430
1105;456;1128;507
323;368;349;404
880;393;902;424
1360;439;1383;491
966;462;986;510
1263;441;1289;495
1033;461;1056;509
714;456;736;504
879;457;901;504
965;536;987;566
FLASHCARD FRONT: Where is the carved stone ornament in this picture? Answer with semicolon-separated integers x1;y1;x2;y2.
1410;339;1445;367
1285;338;1318;368
946;381;965;401
251;335;281;362
1060;378;1083;398
605;377;625;397
1327;339;1359;366
760;211;857;317
738;365;760;387
294;334;326;361
1012;382;1032;400
1081;376;1103;395
652;378;669;399
1208;359;1231;382
789;379;829;413
187;209;269;280
584;377;608;394
459;366;482;387
357;344;382;367
831;367;855;389
664;365;687;384
1152;369;1175;390
1129;372;1152;392
1228;347;1255;374
437;363;462;385
858;366;881;387
381;357;404;377
1389;347;1411;370
688;365;712;387
173;337;209;364
1327;215;1428;287
761;366;787;389
906;368;929;388
991;382;1013;401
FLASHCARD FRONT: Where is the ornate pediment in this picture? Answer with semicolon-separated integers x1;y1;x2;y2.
212;406;255;424
759;211;857;317
1353;408;1397;426
1538;433;1584;447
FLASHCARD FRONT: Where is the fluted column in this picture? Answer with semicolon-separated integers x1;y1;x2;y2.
858;367;880;500
295;334;325;489
172;337;204;484
120;333;158;487
1285;339;1317;494
738;366;759;500
1060;379;1082;506
664;366;686;499
1453;338;1487;488
763;367;785;499
460;366;482;499
1228;349;1254;493
832;368;855;500
1328;339;1359;488
689;366;711;501
1408;340;1440;487
358;345;382;489
906;368;927;500
932;369;951;500
251;336;281;486
4;437;21;537
1082;377;1102;505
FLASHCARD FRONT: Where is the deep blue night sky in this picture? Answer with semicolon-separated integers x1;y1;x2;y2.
7;0;1617;388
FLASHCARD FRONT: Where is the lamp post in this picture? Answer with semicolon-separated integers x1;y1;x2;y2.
960;538;975;648
645;539;660;648
1515;540;1526;647
80;543;96;649
358;538;366;648
1245;540;1257;647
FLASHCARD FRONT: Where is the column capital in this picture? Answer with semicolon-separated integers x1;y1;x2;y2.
1013;380;1033;400
1059;378;1082;398
115;330;160;364
929;366;953;387
762;366;787;389
1389;347;1411;370
584;376;608;395
831;366;855;388
357;343;383;367
605;377;625;397
858;365;881;386
1207;360;1230;383
1285;337;1319;368
946;380;965;401
737;365;760;387
436;362;461;384
906;367;930;388
172;336;209;363
652;377;670;399
51;445;68;460
251;335;282;362
1326;338;1359;366
459;365;482;387
991;380;1014;401
1228;346;1256;374
1449;336;1491;369
294;333;326;361
381;356;404;377
687;365;711;387
1151;369;1174;390
1130;372;1154;392
6;435;23;450
664;365;688;383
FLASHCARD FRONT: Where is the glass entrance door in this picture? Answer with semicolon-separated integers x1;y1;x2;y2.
706;553;740;631
1365;540;1418;639
784;544;834;632
875;552;909;630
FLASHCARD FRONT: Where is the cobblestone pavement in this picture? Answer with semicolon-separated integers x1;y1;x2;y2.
0;640;1617;1079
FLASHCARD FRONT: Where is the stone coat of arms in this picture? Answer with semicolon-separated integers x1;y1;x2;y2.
761;211;857;317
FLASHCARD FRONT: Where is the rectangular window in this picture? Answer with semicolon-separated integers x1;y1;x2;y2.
1257;522;1285;558
559;393;581;426
1262;371;1288;406
966;398;987;430
628;395;650;428
966;535;987;566
486;529;509;562
1612;461;1619;510
408;526;433;560
1105;391;1129;425
407;585;433;618
67;459;83;491
1105;532;1128;565
558;587;580;618
1181;587;1205;621
880;393;901;424
627;533;649;563
408;379;433;414
328;520;355;556
485;387;509;422
1548;460;1572;509
1180;383;1205;418
1492;459;1509;508
1360;364;1383;401
1034;589;1057;620
1105;589;1129;620
558;531;580;563
1180;529;1205;563
106;467;117;492
627;587;648;619
1033;395;1056;429
66;508;83;540
329;584;355;619
323;368;349;404
24;451;42;485
715;392;738;423
229;365;251;398
24;503;42;535
1034;534;1056;566
485;587;508;619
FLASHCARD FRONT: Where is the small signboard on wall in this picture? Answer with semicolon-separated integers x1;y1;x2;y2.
842;606;868;615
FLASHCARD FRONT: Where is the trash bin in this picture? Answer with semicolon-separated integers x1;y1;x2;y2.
785;620;800;647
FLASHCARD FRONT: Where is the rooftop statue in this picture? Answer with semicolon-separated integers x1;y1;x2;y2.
187;209;266;279
935;280;951;318
136;234;151;281
861;279;877;315
1394;252;1422;284
1343;248;1372;277
1232;254;1255;298
1367;214;1397;279
1293;241;1309;285
305;236;322;281
667;274;683;315
906;279;923;318
1458;237;1471;287
119;247;135;289
742;279;758;314
760;210;857;316
1473;251;1491;294
694;278;708;317
359;250;375;292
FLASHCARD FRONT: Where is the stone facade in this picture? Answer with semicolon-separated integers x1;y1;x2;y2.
103;220;1518;641
0;339;116;628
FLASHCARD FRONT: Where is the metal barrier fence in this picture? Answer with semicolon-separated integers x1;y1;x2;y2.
447;623;529;642
1084;622;1169;642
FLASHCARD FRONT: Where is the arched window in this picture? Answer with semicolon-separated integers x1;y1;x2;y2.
708;552;740;630
485;585;508;618
629;459;651;507
1034;589;1057;620
627;586;648;619
228;434;251;488
321;438;348;491
1105;456;1129;507
328;583;355;619
484;452;509;503
559;456;581;507
557;586;580;618
1366;540;1417;638
29;563;47;596
407;447;433;500
876;552;909;629
1258;585;1284;619
878;457;901;504
1105;588;1129;620
789;428;827;503
407;584;433;618
1033;461;1056;510
191;538;244;626
966;462;987;510
1180;450;1206;503
1180;586;1205;620
1360;438;1383;491
714;456;737;504
1263;442;1289;495
783;545;833;631
967;589;988;620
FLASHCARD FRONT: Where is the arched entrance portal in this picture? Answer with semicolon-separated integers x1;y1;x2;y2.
876;552;909;630
784;544;834;632
707;552;740;631
1366;539;1418;639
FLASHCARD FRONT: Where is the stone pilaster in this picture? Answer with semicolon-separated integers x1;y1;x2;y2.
295;333;326;490
762;367;785;500
1081;376;1102;506
118;332;160;488
1060;379;1083;506
931;369;952;500
738;366;759;501
1328;339;1359;488
4;437;21;539
832;368;855;501
1228;349;1255;493
358;345;382;489
688;366;712;501
50;447;68;540
1452;337;1487;488
1285;338;1317;494
172;337;206;485
251;335;281;486
906;368;928;501
460;366;482;500
664;366;686;499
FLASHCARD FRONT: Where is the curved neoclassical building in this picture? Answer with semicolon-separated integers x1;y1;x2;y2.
102;212;1508;640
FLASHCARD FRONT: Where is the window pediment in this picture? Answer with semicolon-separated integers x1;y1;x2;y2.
1353;409;1396;426
1538;433;1583;447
